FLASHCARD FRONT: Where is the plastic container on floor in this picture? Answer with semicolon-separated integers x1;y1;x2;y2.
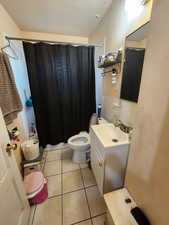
21;139;39;160
24;171;48;205
29;183;48;205
24;163;41;176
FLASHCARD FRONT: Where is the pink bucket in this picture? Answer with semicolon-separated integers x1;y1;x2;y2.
24;171;48;205
29;183;48;205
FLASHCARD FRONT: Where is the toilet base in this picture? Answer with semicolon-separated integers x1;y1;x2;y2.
72;150;87;164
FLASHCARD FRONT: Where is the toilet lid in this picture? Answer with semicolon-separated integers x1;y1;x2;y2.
24;172;44;195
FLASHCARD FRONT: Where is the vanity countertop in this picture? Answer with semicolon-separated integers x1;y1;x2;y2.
91;123;129;148
104;188;137;225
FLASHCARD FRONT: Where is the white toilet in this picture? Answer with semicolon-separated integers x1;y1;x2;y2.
68;114;98;163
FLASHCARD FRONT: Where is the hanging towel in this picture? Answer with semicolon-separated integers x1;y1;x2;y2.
0;52;23;124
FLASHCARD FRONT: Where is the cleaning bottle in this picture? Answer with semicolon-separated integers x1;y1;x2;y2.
29;122;36;138
98;104;102;119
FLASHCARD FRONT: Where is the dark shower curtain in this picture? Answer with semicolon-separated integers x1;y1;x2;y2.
23;42;96;147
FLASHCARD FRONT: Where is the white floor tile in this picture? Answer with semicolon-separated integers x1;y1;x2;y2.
33;197;62;225
80;163;89;169
63;190;90;225
92;214;107;225
62;148;73;160
32;151;107;225
63;170;83;193
81;168;96;187
44;160;61;176
75;219;92;225
86;186;107;217
46;150;62;162
47;174;62;197
62;159;80;173
28;205;36;225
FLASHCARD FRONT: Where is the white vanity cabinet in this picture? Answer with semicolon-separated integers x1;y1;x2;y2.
104;188;138;225
90;144;105;193
90;124;130;194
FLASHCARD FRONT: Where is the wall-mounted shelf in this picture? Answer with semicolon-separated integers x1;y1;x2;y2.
98;50;122;69
101;67;121;85
98;60;121;68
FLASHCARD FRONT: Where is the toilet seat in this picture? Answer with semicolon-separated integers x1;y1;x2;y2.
67;114;98;163
68;133;90;148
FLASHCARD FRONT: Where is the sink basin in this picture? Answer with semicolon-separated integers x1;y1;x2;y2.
91;123;129;148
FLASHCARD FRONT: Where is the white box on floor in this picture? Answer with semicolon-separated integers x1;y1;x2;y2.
104;188;137;225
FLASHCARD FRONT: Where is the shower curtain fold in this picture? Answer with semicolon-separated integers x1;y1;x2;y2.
23;43;96;147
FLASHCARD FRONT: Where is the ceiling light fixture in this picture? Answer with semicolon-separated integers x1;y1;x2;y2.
125;0;144;20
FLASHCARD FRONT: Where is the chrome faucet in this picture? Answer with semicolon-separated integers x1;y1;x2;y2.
114;119;122;127
114;119;133;134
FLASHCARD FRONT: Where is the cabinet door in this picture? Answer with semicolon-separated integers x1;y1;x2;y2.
91;148;104;194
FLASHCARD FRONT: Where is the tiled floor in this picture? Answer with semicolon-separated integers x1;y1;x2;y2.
29;148;107;225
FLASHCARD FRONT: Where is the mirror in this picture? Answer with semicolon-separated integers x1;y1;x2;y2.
120;22;149;102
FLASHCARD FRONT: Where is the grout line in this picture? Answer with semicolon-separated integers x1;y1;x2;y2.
62;188;85;196
44;162;82;178
84;184;97;190
46;159;61;163
42;151;47;170
40;157;46;172
46;173;62;178
70;218;91;225
62;169;81;174
48;193;62;199
45;168;82;178
45;169;97;203
30;205;37;225
45;167;96;179
70;212;107;225
44;149;62;153
47;186;92;200
79;167;94;225
47;185;98;200
62;168;81;174
91;212;107;219
43;151;105;225
69;210;106;225
79;166;86;190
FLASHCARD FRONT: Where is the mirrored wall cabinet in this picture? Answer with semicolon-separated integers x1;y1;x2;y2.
120;22;149;102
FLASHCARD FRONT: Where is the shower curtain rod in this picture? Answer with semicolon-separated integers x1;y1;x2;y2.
5;36;103;47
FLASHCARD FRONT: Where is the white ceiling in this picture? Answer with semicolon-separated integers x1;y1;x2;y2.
0;0;112;37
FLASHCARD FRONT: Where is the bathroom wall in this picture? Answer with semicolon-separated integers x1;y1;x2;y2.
0;3;89;169
21;31;88;44
0;4;20;46
89;0;153;126
126;39;147;48
0;3;30;170
125;1;169;224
